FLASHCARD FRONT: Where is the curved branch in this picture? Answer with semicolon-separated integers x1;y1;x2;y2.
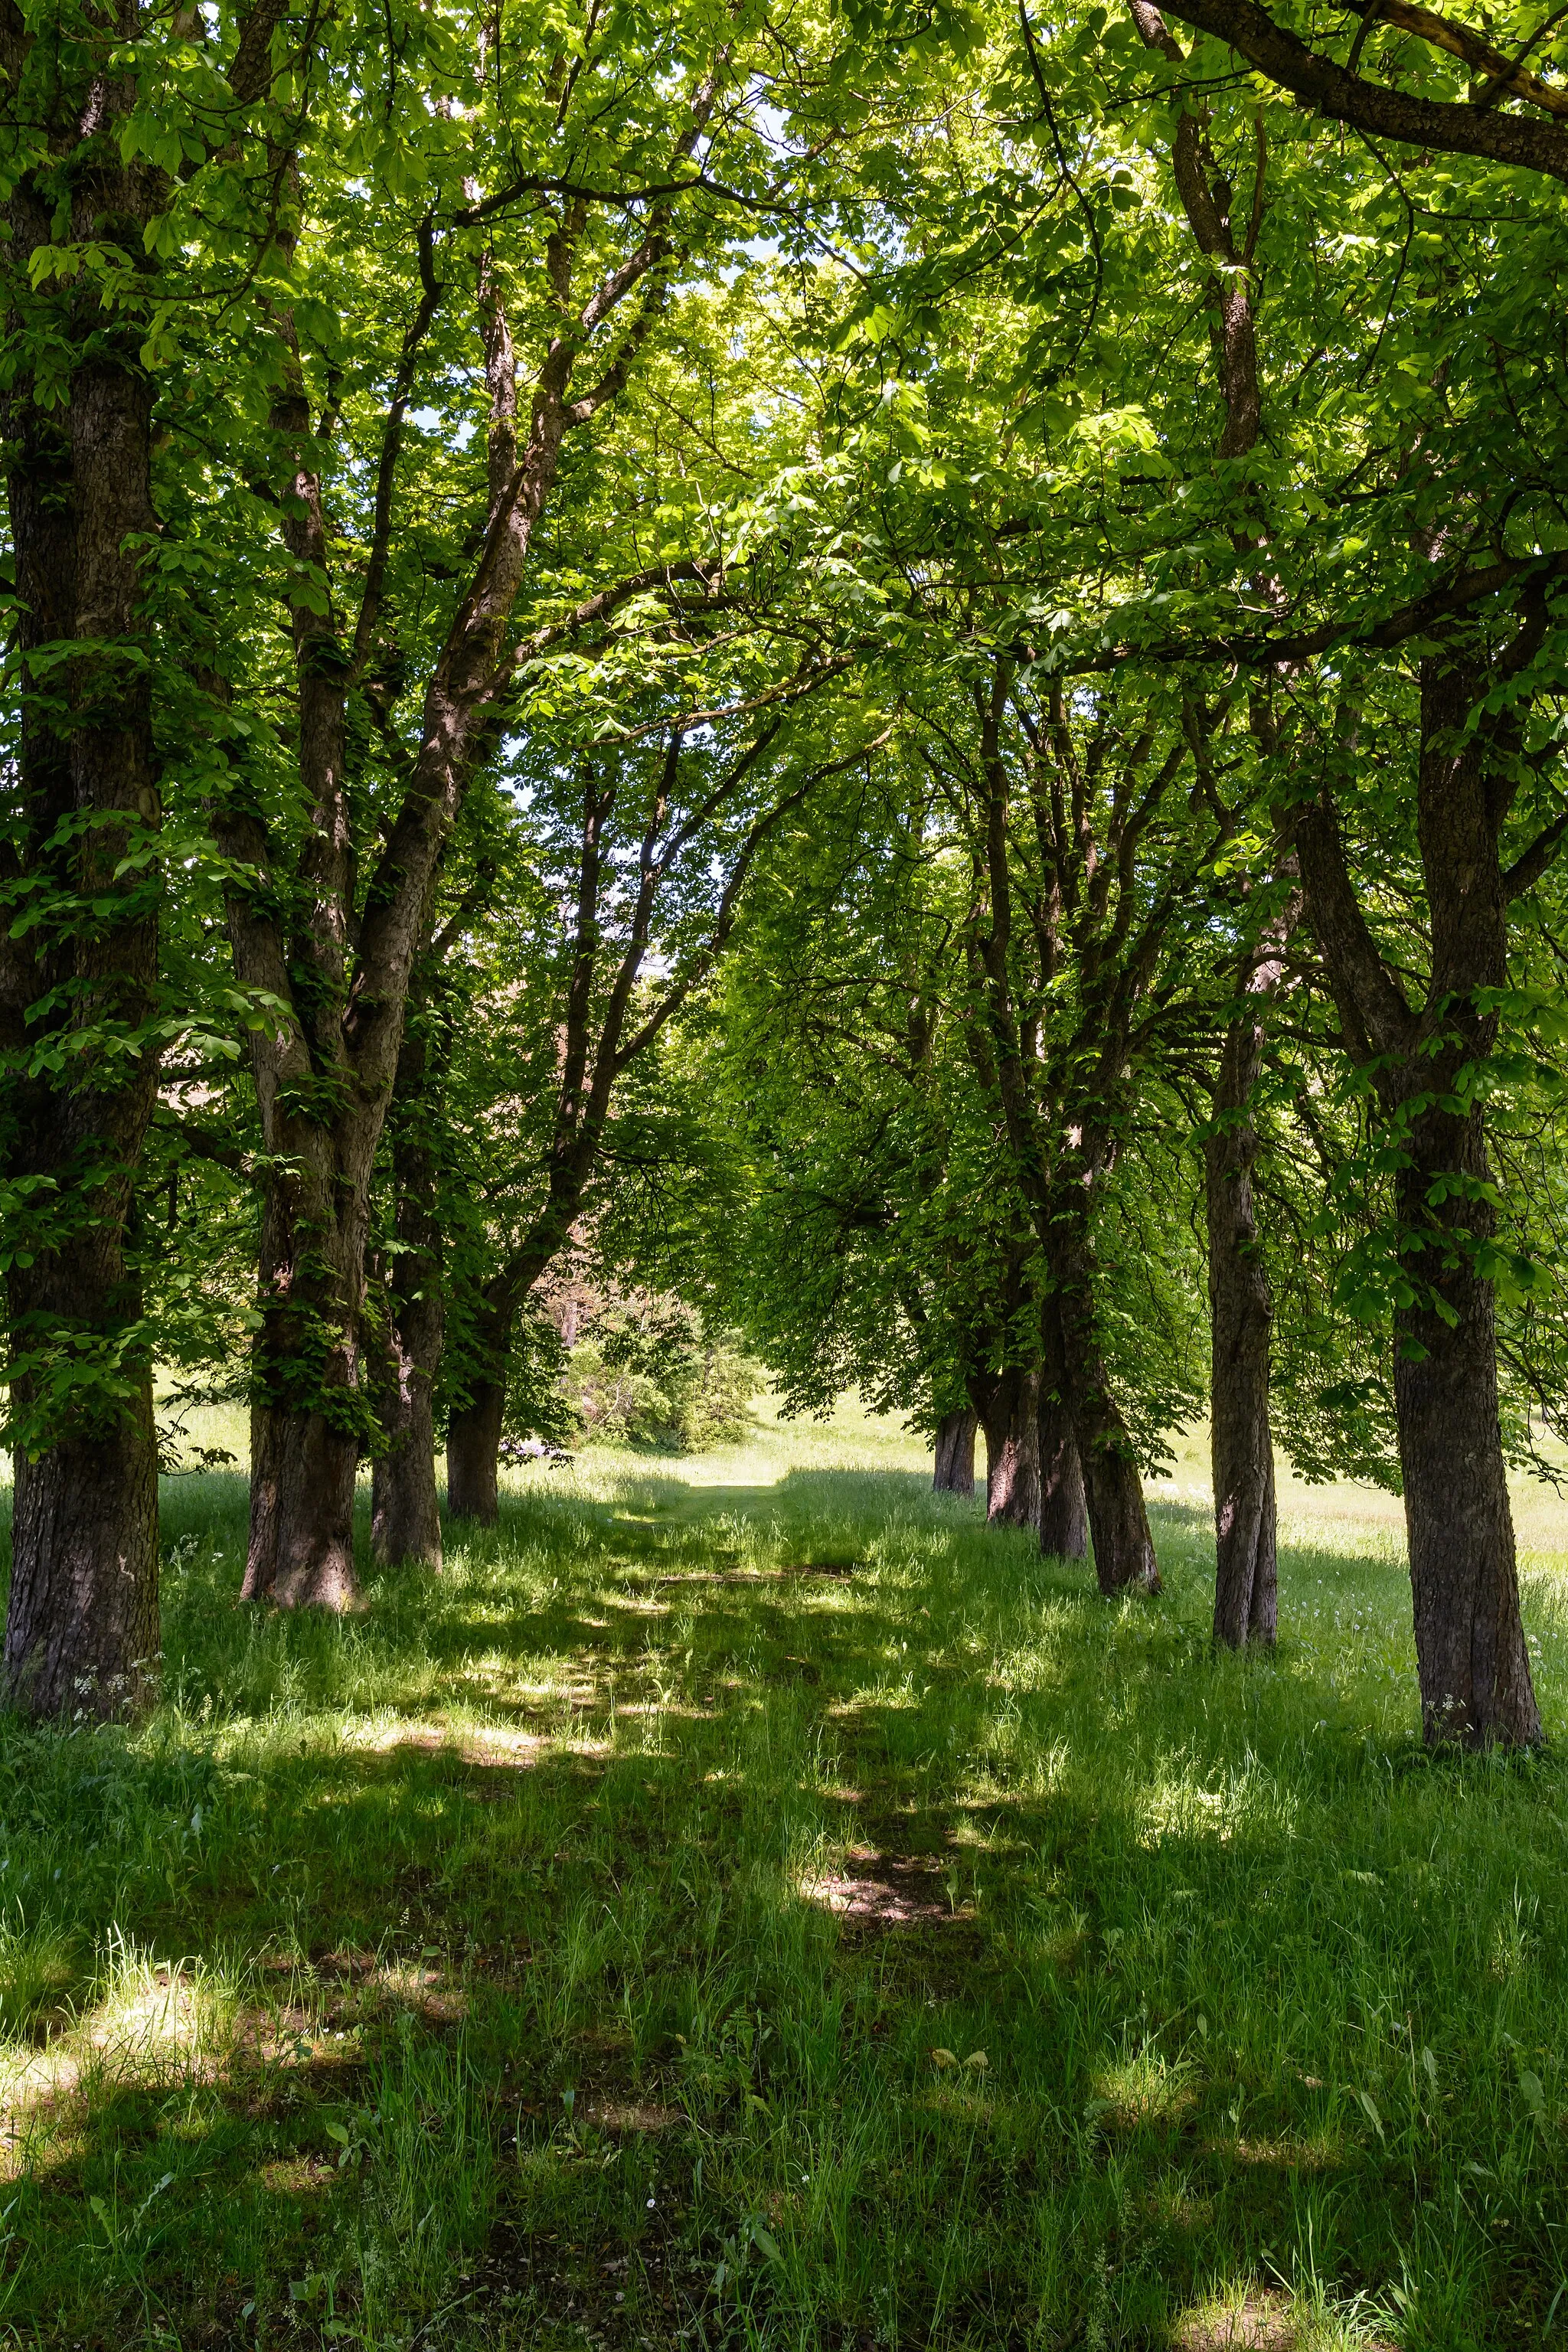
1155;0;1568;177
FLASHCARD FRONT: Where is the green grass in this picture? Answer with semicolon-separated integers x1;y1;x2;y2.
2;1403;1568;2349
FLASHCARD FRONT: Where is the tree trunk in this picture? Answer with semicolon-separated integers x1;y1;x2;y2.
933;1408;978;1495
225;368;373;1609
980;1367;1041;1527
6;1370;159;1721
370;1005;445;1570
371;1302;443;1570
1206;1011;1279;1648
447;1377;505;1525
1393;1109;1539;1746
243;1396;360;1611
1037;1389;1088;1561
446;1251;554;1524
1052;1206;1160;1596
1398;657;1537;1744
2;119;163;1718
1037;1300;1088;1560
238;1174;368;1608
1292;647;1542;1745
1080;1441;1158;1597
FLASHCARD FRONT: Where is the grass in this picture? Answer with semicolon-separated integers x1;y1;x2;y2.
0;1399;1566;2349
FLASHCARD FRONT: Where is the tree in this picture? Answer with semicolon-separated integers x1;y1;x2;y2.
705;753;1049;1521
191;3;767;1603
1011;0;1566;1730
0;0;286;1711
926;659;1237;1594
1285;645;1554;1744
442;671;875;1524
1125;0;1295;1644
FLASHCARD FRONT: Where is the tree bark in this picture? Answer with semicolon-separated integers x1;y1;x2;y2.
370;999;445;1569
1292;647;1541;1745
1393;1108;1537;1745
1051;1200;1161;1596
933;1408;978;1494
978;1366;1041;1527
1;71;163;1717
1037;1306;1088;1560
447;1374;505;1524
1206;997;1280;1648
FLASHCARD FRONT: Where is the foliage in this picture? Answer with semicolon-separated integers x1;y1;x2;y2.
6;0;1565;1507
562;1294;763;1450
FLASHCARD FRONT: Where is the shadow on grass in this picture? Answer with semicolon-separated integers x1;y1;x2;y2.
0;1459;1563;2347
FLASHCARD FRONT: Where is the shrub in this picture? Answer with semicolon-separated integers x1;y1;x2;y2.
563;1295;761;1450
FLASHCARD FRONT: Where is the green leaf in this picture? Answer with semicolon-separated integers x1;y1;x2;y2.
1357;2089;1386;2142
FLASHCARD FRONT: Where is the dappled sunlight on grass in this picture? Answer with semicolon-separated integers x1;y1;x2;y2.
0;1409;1565;2342
1089;2042;1201;2133
0;1942;226;2169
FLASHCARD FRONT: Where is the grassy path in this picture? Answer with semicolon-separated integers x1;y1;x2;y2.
2;1414;1567;2348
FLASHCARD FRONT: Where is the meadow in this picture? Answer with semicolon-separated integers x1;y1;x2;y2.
1;1401;1566;2350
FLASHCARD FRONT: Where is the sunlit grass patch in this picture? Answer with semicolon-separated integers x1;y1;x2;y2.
0;1934;234;2177
1089;2039;1200;2132
0;1909;74;2040
1168;2280;1398;2349
0;1413;1566;2343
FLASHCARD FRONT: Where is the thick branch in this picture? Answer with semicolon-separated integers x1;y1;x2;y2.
1339;0;1568;117
349;214;446;685
1047;550;1568;678
1155;0;1568;178
1292;791;1418;1062
1502;799;1568;897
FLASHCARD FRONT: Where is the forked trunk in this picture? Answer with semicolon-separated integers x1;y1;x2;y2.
1206;1012;1279;1648
933;1408;978;1495
1394;1112;1539;1747
1053;1209;1160;1596
6;1383;158;1720
239;1180;367;1608
448;1377;505;1525
981;1366;1040;1528
371;1323;443;1572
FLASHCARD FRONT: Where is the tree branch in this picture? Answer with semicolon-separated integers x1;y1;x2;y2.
1338;0;1568;117
1154;0;1568;177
